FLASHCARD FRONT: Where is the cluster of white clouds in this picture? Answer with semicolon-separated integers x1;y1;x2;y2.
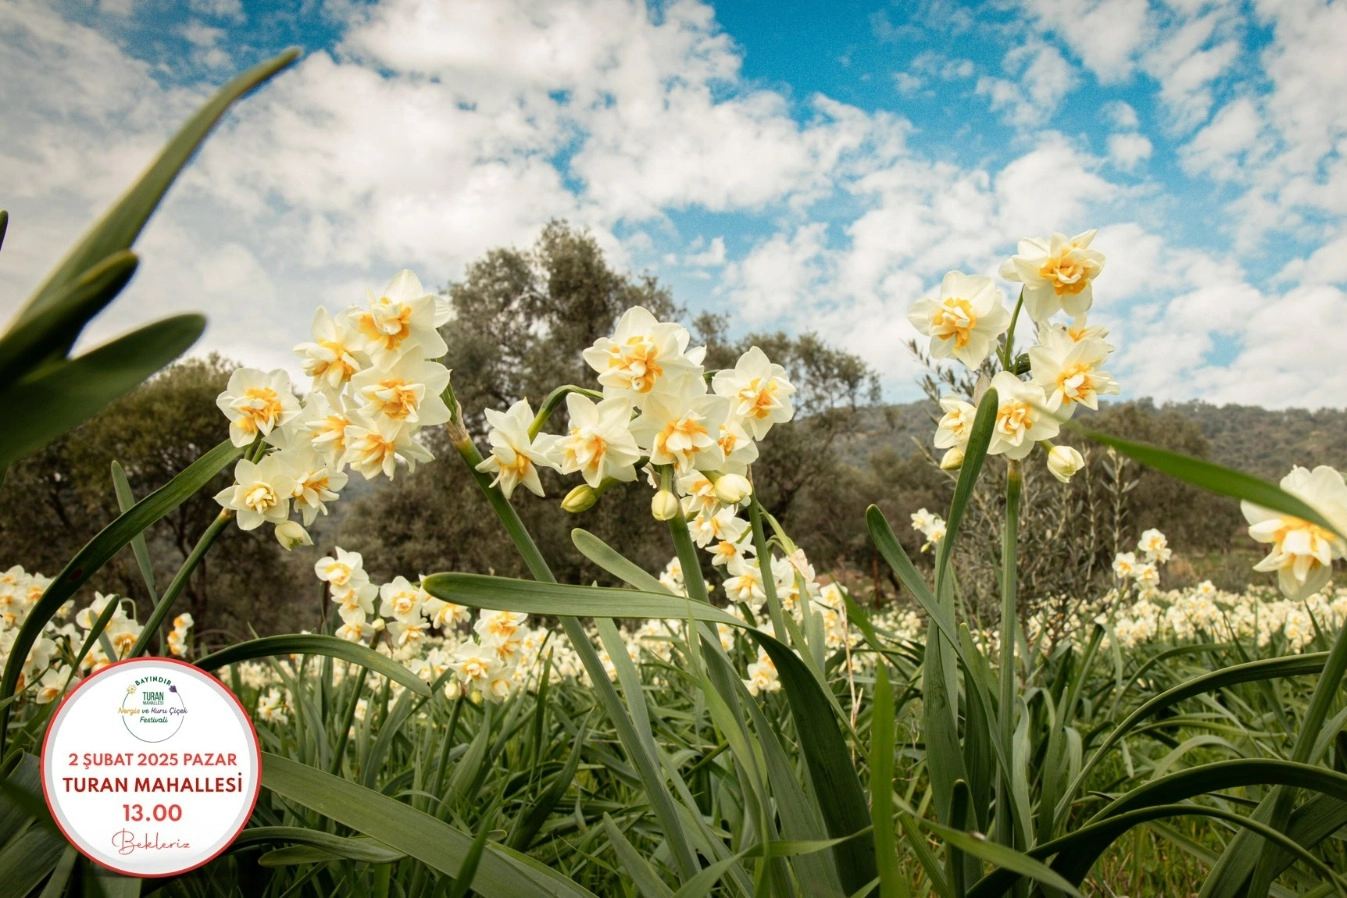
0;0;1344;409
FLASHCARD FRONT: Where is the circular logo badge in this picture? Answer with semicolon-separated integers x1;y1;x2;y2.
41;658;261;877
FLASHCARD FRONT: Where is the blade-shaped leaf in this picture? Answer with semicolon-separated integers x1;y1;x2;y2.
0;251;138;388
0;314;206;468
262;754;598;898
197;635;431;697
422;572;744;628
13;51;300;335
748;630;877;895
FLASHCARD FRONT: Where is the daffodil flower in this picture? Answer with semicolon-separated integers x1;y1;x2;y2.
344;414;435;480
582;306;704;403
999;230;1106;323
475;400;556;499
711;346;796;441
907;271;1011;369
295;307;367;396
349;354;452;428
215;455;299;530
216;368;301;447
1242;465;1347;599
630;390;729;475
349;270;448;365
985;371;1060;460
1029;330;1118;415
547;394;641;488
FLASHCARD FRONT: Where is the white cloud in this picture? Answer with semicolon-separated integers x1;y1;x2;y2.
684;236;726;267
1179;96;1261;179
1275;231;1347;288
1107;132;1152;170
976;43;1076;127
994;136;1117;239
1103;100;1139;130
1016;0;1152;83
1139;10;1241;133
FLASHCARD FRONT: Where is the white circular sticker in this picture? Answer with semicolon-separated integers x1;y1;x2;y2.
41;657;261;877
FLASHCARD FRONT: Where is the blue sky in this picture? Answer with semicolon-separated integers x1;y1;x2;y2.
2;0;1346;408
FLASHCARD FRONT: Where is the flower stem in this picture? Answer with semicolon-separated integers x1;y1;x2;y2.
528;385;605;440
996;459;1023;849
999;288;1026;371
128;508;233;658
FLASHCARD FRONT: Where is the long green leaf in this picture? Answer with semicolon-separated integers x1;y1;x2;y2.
262;754;598;898
0;438;241;748
920;818;1082;897
422;573;744;627
1057;652;1328;823
749;631;877;895
233;826;406;864
1077;427;1342;538
0;314;206;468
13;51;300;334
871;664;909;898
197;635;431;697
111;460;158;605
572;529;670;593
0;251;138;388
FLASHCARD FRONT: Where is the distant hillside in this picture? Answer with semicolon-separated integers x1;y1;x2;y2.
837;398;1347;482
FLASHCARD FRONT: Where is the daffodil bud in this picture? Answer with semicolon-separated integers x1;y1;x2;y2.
561;484;598;514
714;472;752;505
940;446;965;471
274;520;313;551
651;489;680;521
1047;445;1085;483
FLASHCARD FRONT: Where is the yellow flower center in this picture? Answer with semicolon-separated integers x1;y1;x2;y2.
930;298;977;348
358;304;413;352
608;337;663;393
392;594;416;616
655;416;710;465
996;401;1033;438
1040;249;1099;296
1056;362;1096;403
243;483;279;513
370;378;420;420
311;341;357;382
737;377;779;419
237;387;283;434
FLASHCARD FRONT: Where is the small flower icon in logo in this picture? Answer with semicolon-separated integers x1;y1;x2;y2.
169;686;177;693
126;686;135;694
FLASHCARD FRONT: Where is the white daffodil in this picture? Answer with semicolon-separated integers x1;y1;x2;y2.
1112;551;1137;579
709;536;754;568
423;596;470;630
315;547;368;592
907;271;1011;370
723;556;767;608
548;394;641;488
1138;528;1172;564
475;400;556;499
677;471;719;518
274;520;314;551
1046;445;1085;483
582;306;704;403
344;414;435;480
999;230;1106;323
349;270;448;365
935;396;977;451
1029;330;1118;415
349;354;452;428
629;388;729;476
712;346;796;440
716;417;760;475
294;306;367;396
281;392;353;468
379;576;427;624
1242;465;1347;600
689;507;748;548
215;454;299;530
216;368;301;447
986;372;1059;460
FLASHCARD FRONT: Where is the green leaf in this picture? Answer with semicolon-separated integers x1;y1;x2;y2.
37;846;78;898
748;631;877;895
234;826;406;864
197;635;431;698
603;814;676;898
0;251;138;388
422;573;744;628
262;754;598;898
12;51;300;336
871;664;909;898
111;460;158;606
1057;652;1328;824
0;314;206;469
1075;426;1342;538
572;529;670;593
0;438;241;748
920;818;1082;897
0;210;8;253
